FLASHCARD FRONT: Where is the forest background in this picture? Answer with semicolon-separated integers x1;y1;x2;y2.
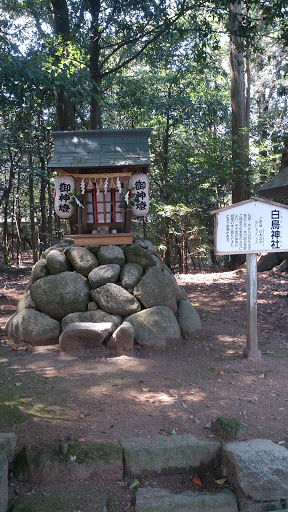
0;0;287;272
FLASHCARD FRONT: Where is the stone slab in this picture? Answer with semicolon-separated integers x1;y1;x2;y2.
0;450;8;512
222;439;288;502
241;502;283;512
59;322;114;352
135;487;238;512
122;435;220;477
0;433;17;461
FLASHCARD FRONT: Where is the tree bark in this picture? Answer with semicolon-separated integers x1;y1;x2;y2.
28;163;38;264
229;1;250;205
88;0;102;129
229;2;250;268
50;0;76;130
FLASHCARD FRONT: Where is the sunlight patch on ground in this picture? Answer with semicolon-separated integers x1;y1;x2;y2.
129;390;177;405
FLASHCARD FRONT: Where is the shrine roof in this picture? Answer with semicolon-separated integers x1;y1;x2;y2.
48;129;151;168
259;166;288;199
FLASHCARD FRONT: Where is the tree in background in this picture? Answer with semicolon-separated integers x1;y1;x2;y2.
0;0;288;270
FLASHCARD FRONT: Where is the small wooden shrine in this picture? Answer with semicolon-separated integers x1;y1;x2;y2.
48;129;151;246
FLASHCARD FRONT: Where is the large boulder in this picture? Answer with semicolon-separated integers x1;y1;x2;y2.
29;259;50;285
88;264;121;289
46;249;72;274
177;299;201;338
91;283;141;316
16;291;37;313
106;321;134;354
61;310;122;331
5;309;60;345
66;247;99;277
120;263;143;291
124;245;154;267
97;245;125;266
59;322;115;352
133;267;178;313
30;272;91;319
126;306;182;347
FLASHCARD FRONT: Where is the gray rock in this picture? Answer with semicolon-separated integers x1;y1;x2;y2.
30;272;91;319
29;259;50;285
177;298;201;338
133;267;178;313
151;254;164;269
120;263;143;291
106;321;134;354
5;309;60;345
66;246;99;277
91;283;141;316
87;301;98;311
124;244;154;267
59;322;115;352
133;238;156;254
0;451;8;512
163;269;187;300
222;439;288;502
126;306;182;347
41;239;74;258
97;245;125;266
135;488;238;512
241;501;283;512
46;249;72;274
16;291;37;313
61;310;121;331
87;245;100;254
88;264;121;289
122;434;220;477
0;433;17;462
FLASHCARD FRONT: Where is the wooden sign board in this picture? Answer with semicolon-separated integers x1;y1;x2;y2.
211;198;288;255
211;197;288;362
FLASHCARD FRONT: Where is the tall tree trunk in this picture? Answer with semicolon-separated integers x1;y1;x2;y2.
39;157;48;252
3;199;9;265
88;0;102;129
229;2;250;268
50;0;76;130
28;164;38;264
230;1;250;204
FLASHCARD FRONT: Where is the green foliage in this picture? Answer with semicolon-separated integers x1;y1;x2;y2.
0;1;287;270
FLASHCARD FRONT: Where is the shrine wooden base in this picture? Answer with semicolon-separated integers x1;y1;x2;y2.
69;233;135;246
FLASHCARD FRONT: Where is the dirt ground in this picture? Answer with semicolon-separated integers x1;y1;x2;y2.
1;257;288;509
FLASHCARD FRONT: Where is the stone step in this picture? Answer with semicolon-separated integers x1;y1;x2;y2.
135;487;238;512
121;434;220;478
0;450;8;512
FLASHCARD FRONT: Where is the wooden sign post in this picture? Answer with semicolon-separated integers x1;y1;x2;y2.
211;198;288;361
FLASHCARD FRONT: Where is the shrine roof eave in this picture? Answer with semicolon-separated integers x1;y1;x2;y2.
258;166;288;199
47;129;151;169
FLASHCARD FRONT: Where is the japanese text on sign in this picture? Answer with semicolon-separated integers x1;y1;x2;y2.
134;179;148;211
213;199;288;255
58;182;71;213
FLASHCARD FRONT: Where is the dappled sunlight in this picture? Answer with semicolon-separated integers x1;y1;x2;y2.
130;390;177;405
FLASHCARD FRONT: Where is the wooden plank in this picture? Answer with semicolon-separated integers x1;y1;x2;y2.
243;253;262;362
69;233;134;246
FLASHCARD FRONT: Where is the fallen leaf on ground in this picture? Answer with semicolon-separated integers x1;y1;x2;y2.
215;478;227;485
192;476;202;486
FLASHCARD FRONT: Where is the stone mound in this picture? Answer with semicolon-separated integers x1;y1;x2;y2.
5;238;201;355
